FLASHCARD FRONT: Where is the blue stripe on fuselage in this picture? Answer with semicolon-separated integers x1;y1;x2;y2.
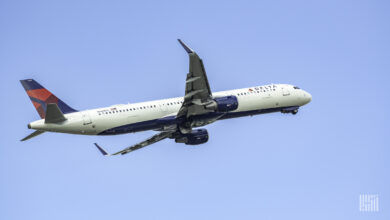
98;116;181;135
97;106;298;135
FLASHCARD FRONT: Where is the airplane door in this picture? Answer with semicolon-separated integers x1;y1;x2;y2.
82;112;92;125
159;103;168;112
282;88;290;96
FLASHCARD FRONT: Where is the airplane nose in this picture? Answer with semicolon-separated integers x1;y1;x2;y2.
303;91;312;104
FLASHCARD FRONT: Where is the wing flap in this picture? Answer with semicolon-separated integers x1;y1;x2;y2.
184;89;204;100
186;76;201;84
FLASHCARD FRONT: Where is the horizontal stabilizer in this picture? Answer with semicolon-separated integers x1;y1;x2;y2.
21;130;45;141
45;103;66;123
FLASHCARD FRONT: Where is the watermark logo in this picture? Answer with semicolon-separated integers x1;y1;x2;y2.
359;194;379;212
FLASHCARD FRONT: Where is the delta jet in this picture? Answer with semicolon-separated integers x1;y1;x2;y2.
21;40;312;156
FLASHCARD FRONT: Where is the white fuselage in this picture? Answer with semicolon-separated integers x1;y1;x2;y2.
28;84;311;135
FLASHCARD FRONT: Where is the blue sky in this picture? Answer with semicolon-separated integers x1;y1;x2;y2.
0;0;389;219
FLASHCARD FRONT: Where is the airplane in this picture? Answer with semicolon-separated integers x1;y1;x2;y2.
20;39;312;156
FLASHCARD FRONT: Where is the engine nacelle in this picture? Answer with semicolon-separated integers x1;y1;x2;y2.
175;129;209;145
205;95;238;112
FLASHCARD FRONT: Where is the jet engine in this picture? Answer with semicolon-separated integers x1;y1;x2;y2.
205;95;238;112
174;129;209;145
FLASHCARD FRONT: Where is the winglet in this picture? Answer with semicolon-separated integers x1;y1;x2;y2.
94;143;111;156
178;39;194;54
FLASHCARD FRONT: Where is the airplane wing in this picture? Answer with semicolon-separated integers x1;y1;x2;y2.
94;40;215;155
177;39;215;118
94;131;173;156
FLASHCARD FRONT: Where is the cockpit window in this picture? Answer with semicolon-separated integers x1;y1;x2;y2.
293;86;300;89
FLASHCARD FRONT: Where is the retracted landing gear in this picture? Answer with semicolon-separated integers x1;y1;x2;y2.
281;107;299;115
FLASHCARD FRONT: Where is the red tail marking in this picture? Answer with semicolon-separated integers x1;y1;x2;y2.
27;89;52;101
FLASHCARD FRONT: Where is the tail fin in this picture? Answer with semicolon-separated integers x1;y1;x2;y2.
20;79;77;118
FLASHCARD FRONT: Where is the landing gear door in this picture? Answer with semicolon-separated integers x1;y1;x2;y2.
82;112;92;125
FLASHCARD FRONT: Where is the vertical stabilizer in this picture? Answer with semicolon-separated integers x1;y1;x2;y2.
20;79;77;118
